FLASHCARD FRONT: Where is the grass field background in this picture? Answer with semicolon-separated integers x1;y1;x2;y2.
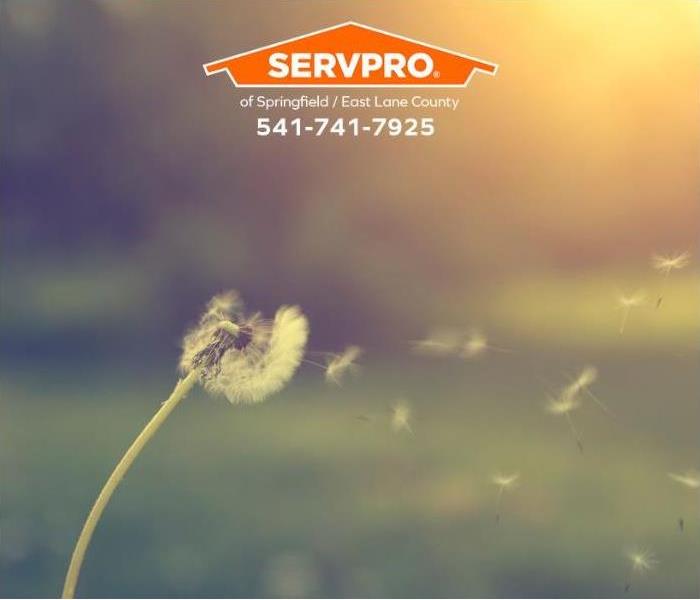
2;275;698;597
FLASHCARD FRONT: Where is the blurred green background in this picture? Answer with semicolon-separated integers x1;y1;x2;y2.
1;1;699;597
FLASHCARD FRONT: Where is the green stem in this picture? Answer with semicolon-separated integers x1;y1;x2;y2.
62;369;200;598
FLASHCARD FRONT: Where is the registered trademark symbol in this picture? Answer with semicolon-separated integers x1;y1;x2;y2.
433;71;441;78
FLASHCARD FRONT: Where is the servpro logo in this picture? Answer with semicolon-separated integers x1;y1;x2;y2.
203;22;497;88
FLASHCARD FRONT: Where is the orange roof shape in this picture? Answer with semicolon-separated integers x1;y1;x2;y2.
203;22;498;88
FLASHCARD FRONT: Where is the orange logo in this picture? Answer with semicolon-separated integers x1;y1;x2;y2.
203;22;497;88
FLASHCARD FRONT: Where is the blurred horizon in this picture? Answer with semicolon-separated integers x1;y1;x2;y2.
2;0;700;361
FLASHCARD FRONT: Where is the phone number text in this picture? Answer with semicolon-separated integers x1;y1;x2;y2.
256;117;435;137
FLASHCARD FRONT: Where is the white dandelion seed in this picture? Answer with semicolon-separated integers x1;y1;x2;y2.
624;548;657;592
413;327;511;360
561;366;609;414
411;327;462;356
617;291;646;334
491;472;520;523
324;345;362;385
546;394;584;453
668;469;700;532
390;402;413;434
652;251;691;274
180;293;308;404
668;470;700;490
460;330;513;360
461;331;488;359
492;472;520;490
568;366;598;392
652;251;691;308
546;394;580;416
628;549;656;573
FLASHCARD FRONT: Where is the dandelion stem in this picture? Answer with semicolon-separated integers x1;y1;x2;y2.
619;307;630;335
624;569;634;593
656;271;669;309
565;412;583;453
62;369;200;598
495;487;504;523
585;389;612;416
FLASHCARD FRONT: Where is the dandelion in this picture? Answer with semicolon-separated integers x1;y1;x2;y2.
324;345;362;385
546;394;584;453
62;291;308;598
491;472;520;522
390;402;413;434
668;470;700;532
617;291;646;334
562;366;609;414
652;251;691;307
411;327;462;356
180;292;308;404
624;548;657;592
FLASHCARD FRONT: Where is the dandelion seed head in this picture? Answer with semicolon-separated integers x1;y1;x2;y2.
204;290;243;322
617;291;646;309
391;402;413;433
668;470;700;490
325;345;362;385
652;251;691;273
179;291;243;374
491;472;520;490
627;549;657;573
180;291;308;404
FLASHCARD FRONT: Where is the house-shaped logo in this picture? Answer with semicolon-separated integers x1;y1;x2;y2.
203;22;497;88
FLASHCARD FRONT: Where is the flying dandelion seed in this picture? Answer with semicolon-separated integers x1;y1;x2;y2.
461;331;488;359
391;402;413;434
62;291;308;598
562;366;609;414
668;470;700;489
629;549;656;572
617;291;646;334
652;251;691;274
668;470;700;532
324;345;362;385
460;330;513;359
491;472;520;523
411;327;462;356
414;328;511;360
566;366;597;394
652;251;691;308
546;394;584;453
624;548;657;592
